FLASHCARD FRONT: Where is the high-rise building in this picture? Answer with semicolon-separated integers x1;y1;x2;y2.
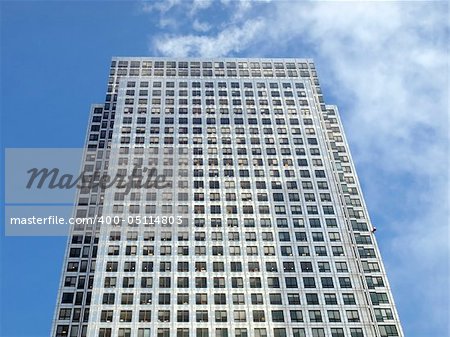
52;57;403;337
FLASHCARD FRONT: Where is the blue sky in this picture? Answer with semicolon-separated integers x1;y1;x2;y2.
0;1;448;337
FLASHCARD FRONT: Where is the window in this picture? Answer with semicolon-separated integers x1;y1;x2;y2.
157;310;170;322
288;293;301;305
318;261;330;271
157;329;170;337
336;262;348;272
365;276;384;289
177;329;189;337
332;246;345;256
324;293;338;305
298;246;310;256
273;329;287;337
255;329;267;337
158;293;171;305
251;293;264;304
122;277;134;288
159;277;171;288
216;328;228;337
230;262;242;272
320;277;334;288
331;329;344;337
339;277;352;288
342;293;356;305
140;277;152;288
177;310;189;322
104;277;117;288
124;261;136;272
235;328;248;337
253;310;265;322
214;293;227;304
61;293;74;304
350;328;364;337
139;310;152;322
195;277;207;288
102;293;115;305
98;328;112;337
311;329;325;337
293;329;306;337
177;293;189;304
309;310;322;322
250;277;262;288
328;310;341;322
269;294;283;304
140;293;152;304
379;326;399;337
197;328;209;337
232;293;245;304
215;310;227;322
347;310;360;322
370;292;389;305
301;262;313;272
234;310;246;322
105;262;118;272
374;308;394;322
119;310;132;322
290;310;303;322
196;310;208;322
271;310;284;322
306;293;319;305
232;277;244;288
285;277;298;288
58;308;71;320
121;293;133;305
268;277;280;288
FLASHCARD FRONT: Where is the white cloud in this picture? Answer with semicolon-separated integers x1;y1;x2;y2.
148;2;449;335
192;19;211;32
190;0;213;15
231;0;253;20
154;18;265;57
141;0;184;29
141;0;181;14
278;2;448;171
267;7;449;334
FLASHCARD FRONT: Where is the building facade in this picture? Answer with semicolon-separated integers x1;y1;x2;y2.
52;58;403;337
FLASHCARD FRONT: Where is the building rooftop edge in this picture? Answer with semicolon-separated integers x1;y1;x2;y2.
110;56;315;62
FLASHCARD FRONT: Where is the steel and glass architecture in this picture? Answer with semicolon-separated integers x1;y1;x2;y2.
52;57;403;337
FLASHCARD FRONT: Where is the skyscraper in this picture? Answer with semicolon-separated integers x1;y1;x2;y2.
52;57;403;337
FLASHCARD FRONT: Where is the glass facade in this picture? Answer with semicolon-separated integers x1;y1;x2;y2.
51;58;403;337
